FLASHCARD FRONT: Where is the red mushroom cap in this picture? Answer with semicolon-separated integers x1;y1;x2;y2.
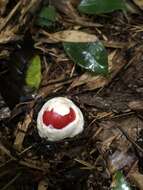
43;107;76;129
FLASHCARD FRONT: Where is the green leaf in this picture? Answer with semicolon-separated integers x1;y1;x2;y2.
78;0;126;14
36;5;57;27
112;171;131;190
25;55;41;89
63;41;108;75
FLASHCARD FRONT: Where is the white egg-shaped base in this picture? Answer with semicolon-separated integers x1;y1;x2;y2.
37;97;84;141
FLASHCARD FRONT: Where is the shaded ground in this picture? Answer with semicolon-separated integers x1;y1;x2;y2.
0;1;143;190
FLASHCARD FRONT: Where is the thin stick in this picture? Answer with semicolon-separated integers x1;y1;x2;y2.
0;141;16;160
116;125;143;154
0;172;21;190
0;1;21;31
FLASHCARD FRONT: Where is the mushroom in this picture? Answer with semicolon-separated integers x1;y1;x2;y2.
37;97;84;141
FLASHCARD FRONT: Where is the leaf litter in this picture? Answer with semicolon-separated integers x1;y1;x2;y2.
0;0;143;190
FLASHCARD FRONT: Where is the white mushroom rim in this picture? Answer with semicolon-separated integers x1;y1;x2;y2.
37;97;84;141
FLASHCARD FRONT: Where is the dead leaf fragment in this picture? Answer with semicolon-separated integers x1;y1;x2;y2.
130;172;143;190
133;0;143;10
128;100;143;111
51;0;80;13
38;179;48;190
0;0;8;15
0;25;20;44
68;73;108;91
42;30;98;43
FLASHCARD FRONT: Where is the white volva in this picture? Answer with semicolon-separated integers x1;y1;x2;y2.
37;97;84;141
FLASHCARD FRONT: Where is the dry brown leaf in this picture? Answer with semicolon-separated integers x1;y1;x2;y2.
133;0;143;10
93;116;142;151
0;0;8;15
130;172;143;190
91;117;142;174
38;180;48;190
128;100;143;111
39;78;73;98
0;25;20;44
51;0;80;12
68;73;108;91
42;30;98;43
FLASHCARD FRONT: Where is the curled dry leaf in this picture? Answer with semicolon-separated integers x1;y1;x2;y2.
42;30;98;43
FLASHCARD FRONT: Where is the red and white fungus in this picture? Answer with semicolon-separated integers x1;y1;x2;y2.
37;97;84;141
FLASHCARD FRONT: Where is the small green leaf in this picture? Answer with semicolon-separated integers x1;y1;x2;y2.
63;41;108;75
112;171;131;190
78;0;126;14
25;55;41;89
36;5;57;27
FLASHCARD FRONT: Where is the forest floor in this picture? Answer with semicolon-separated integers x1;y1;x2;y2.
0;1;143;190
